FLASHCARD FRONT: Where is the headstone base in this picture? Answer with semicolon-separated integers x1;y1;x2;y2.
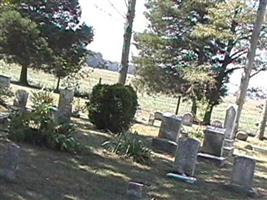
224;184;259;198
152;138;177;157
197;153;226;167
0;169;16;182
127;182;143;200
224;139;234;148
166;173;197;184
223;147;234;157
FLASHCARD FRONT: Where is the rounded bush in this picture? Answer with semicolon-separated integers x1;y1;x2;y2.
87;84;138;133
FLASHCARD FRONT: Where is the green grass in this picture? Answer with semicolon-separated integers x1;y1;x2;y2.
0;118;267;200
0;61;264;134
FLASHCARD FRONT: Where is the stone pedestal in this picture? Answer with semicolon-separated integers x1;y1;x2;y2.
0;143;20;182
174;137;200;176
152;138;177;157
57;89;74;123
13;89;29;109
201;126;225;157
158;114;182;143
127;182;143;200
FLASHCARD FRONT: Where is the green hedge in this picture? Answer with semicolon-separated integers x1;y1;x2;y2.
87;84;138;133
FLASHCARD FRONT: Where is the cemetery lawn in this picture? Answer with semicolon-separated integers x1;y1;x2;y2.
0;117;267;200
0;63;265;134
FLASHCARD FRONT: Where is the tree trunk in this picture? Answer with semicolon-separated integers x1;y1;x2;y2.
19;65;29;86
191;98;197;116
203;103;215;125
56;77;61;92
258;100;267;140
175;96;182;115
235;0;267;132
118;0;136;85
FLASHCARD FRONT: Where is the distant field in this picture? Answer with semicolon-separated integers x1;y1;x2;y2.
0;61;265;134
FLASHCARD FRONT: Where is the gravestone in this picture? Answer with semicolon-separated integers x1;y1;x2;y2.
127;182;143;200
224;106;237;139
231;156;256;189
13;89;29;109
182;113;194;126
0;143;20;182
152;138;177;156
158;114;182;143
57;89;74;123
0;75;11;88
211;120;223;128
174;137;200;177
201;126;225;157
154;112;163;121
198;126;226;166
148;113;154;125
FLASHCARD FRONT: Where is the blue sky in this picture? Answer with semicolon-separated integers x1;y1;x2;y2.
79;0;266;90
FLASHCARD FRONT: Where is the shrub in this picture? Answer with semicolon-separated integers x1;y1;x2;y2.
8;90;82;153
87;84;138;133
102;131;151;164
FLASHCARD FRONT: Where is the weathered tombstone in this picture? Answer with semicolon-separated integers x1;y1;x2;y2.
174;137;200;177
198;126;226;167
154;112;163;121
224;106;237;139
236;131;248;141
57;89;74;123
13;89;29;109
158;114;182;143
0;75;11;88
231;156;255;188
152;138;177;156
201;126;225;157
148;114;154;125
211;120;223;128
0;143;20;182
127;182;143;200
228;156;257;196
182;113;194;127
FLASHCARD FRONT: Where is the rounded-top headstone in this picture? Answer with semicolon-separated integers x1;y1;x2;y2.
182;113;194;126
211;120;223;128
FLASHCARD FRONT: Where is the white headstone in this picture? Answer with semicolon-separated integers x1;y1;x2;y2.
224;106;237;139
57;89;74;123
13;89;29;109
182;113;194;126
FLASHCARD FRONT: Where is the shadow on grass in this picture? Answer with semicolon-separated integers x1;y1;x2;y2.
0;117;266;200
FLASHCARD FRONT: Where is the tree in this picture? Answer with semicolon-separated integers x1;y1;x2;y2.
7;0;94;87
134;0;267;123
0;9;52;85
118;0;137;85
235;0;267;132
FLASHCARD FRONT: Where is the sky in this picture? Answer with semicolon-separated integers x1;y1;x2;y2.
79;0;267;91
79;0;147;62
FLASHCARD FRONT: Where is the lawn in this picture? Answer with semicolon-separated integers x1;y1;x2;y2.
0;83;266;199
0;116;267;200
0;62;264;134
